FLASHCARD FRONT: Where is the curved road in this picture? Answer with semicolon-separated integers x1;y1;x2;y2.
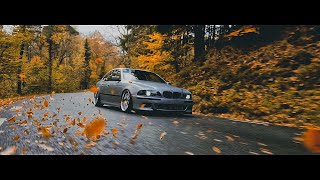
0;92;313;155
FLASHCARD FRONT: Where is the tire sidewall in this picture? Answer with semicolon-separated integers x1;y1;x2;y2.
121;90;133;113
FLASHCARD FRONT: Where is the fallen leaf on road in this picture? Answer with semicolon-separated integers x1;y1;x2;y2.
0;146;17;155
83;117;106;139
69;137;78;147
212;147;221;154
33;120;41;127
21;148;27;155
30;95;35;99
78;112;82;116
172;121;179;125
20;120;27;125
8;116;16;123
80;152;86;155
38;144;54;152
185;151;194;155
41;118;46;122
136;123;143;129
58;142;64;146
24;129;30;135
34;104;40;108
103;131;109;136
9;125;16;131
160;132;167;140
69;119;75;126
258;142;268;147
65;116;70;121
85;141;96;148
43;112;49;117
111;128;118;138
39;126;52;140
77;123;85;128
83;116;87;122
302;128;320;153
63;128;68;133
75;130;81;136
225;136;234;142
15;109;19;113
44;100;49;107
260;148;273;155
77;118;80;123
88;98;92;103
52;113;57;118
13;135;20;141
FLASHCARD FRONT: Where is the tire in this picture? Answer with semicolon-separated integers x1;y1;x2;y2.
120;89;133;113
94;92;103;107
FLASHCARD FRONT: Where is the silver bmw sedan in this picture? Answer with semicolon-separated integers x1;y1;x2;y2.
94;68;193;114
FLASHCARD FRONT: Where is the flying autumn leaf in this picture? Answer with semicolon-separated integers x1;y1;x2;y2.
63;128;68;133
95;58;103;64
0;146;17;155
103;131;109;136
83;116;87;122
30;95;35;99
303;128;320;153
8;116;16;123
15;109;19;113
34;104;40;108
24;129;30;135
21;148;27;155
33;120;41;127
38;126;52;140
88;98;92;103
43;112;49;117
260;148;273;155
78;111;82;116
89;86;99;93
43;100;49;107
75;130;81;136
225;136;234;142
77;123;85;128
160;132;167;140
82;117;106;139
85;141;97;148
69;119;75;126
65;116;70;121
20;120;27;125
13;135;20;141
51;91;55;94
111;128;118;138
212;147;221;154
136;123;143;129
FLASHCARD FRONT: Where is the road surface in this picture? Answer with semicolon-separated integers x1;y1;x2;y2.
0;92;313;155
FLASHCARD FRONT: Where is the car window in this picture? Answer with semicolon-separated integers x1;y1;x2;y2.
123;69;165;83
104;70;113;81
105;69;121;81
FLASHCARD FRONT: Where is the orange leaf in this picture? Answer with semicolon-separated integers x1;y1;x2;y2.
95;58;103;64
33;120;40;127
103;131;109;136
39;126;52;140
34;104;40;108
136;123;143;130
51;91;55;94
20;120;28;125
83;116;87;122
90;86;99;93
65;116;70;121
82;117;106;139
69;119;75;126
8;116;17;123
0;146;17;155
28;114;33;119
85;141;96;148
111;128;118;138
24;129;30;135
43;112;49;117
19;74;27;79
212;147;221;154
160;132;167;140
43;100;49;107
15;109;19;113
21;148;28;155
13;135;20;141
78;111;82;116
75;130;81;136
303;129;320;153
77;123;85;128
30;95;35;99
88;98;92;103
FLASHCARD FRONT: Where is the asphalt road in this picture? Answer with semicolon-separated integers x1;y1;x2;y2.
0;92;314;155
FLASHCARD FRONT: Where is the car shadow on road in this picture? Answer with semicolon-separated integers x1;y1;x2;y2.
101;105;193;118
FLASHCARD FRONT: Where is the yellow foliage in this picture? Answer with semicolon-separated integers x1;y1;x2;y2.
226;26;259;40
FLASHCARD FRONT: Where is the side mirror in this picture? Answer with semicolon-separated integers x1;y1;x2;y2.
111;75;120;81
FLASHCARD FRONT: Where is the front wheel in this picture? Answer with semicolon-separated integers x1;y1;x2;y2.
120;90;133;113
94;92;103;107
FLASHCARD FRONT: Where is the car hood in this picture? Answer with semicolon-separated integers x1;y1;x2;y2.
133;80;191;93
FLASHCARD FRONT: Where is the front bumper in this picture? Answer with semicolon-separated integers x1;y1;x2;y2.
132;95;193;113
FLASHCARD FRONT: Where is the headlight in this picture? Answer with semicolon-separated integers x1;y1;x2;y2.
138;90;161;97
146;91;151;96
186;94;191;99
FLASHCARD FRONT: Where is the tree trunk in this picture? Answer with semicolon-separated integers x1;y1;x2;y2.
48;40;53;92
193;25;205;63
17;43;24;95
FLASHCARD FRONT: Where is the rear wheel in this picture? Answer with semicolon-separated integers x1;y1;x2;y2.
120;90;133;113
94;92;103;107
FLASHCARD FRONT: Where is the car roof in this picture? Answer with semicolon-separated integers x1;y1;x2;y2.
113;68;151;73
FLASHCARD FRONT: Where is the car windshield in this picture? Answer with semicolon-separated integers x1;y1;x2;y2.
123;69;166;83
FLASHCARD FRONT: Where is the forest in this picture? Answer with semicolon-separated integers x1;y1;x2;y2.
0;25;319;126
